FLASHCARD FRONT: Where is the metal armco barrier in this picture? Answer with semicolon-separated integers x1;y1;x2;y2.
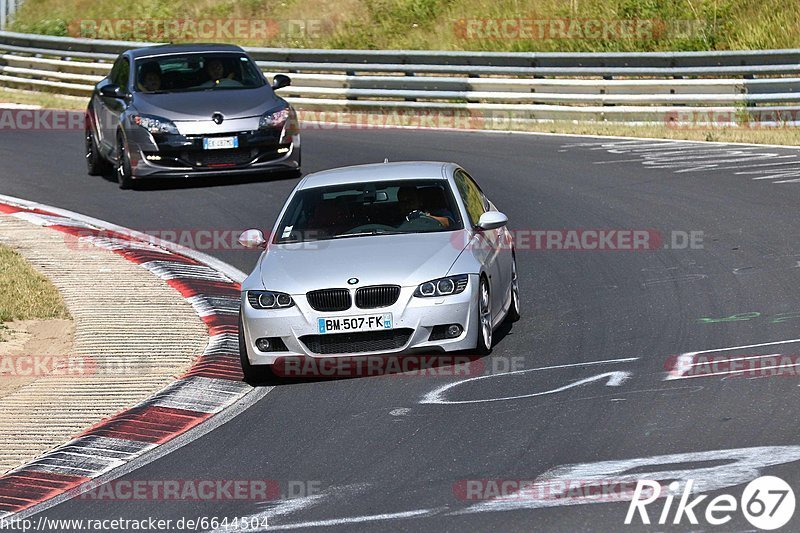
1;30;799;124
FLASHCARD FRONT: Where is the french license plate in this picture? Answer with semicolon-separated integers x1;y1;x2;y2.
317;314;393;334
203;136;238;150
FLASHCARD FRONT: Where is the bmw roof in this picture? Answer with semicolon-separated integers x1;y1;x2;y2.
127;43;247;60
298;161;455;189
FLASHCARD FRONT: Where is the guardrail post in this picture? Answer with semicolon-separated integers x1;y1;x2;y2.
404;71;416;102
0;0;7;31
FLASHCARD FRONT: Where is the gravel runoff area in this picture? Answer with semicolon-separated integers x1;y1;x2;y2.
0;213;208;473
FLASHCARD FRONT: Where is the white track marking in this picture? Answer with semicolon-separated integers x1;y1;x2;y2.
690;362;800;380
668;352;782;380
207;493;329;532
223;443;800;525
706;158;800;172
421;357;637;405
187;295;241;317
742;169;800;180
671;156;789;172
564;139;800;184
141;261;232;282
593;158;647;164
0;103;41;109
665;339;800;380
641;274;707;287
456;446;800;514
206;484;436;532
263;509;442;530
424;372;632;405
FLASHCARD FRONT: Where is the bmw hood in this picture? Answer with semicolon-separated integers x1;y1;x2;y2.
131;87;282;122
257;231;470;294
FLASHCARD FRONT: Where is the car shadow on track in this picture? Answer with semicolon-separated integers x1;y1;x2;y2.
97;169;301;191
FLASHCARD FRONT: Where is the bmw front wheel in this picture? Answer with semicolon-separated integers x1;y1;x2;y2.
475;276;492;355
506;255;521;323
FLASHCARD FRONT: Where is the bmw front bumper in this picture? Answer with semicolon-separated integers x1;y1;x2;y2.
240;275;480;365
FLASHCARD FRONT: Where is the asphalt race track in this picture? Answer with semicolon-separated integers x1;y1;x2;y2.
3;126;800;531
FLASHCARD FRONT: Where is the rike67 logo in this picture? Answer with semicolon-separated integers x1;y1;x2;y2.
626;476;795;530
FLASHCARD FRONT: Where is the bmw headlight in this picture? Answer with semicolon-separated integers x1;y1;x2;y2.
247;290;295;309
259;108;290;129
414;274;469;297
131;114;179;135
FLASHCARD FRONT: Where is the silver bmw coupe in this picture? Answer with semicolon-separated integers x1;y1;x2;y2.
237;161;520;381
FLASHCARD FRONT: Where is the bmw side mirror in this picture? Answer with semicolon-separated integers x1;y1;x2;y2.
476;211;508;231
271;74;291;90
99;84;124;98
238;229;267;249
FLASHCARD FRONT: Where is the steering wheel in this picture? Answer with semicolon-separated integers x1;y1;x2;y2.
347;224;397;233
214;78;242;88
403;211;445;229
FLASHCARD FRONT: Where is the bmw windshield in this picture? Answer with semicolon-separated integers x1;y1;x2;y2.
134;53;266;93
275;179;464;243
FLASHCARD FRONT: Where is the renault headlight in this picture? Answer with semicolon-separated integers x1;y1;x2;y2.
259;108;290;129
131;114;179;135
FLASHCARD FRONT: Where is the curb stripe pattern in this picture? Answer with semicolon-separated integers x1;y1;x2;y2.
0;199;249;517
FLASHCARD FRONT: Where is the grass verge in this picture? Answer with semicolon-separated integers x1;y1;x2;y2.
9;0;800;52
495;120;800;146
0;243;70;339
0;88;87;111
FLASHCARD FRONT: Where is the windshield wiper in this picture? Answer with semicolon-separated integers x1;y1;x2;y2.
330;229;395;239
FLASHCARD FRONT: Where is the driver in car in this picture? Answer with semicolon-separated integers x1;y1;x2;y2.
203;58;234;85
138;62;162;92
397;186;455;228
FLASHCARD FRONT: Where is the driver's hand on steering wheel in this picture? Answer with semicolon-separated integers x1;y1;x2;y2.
406;209;427;221
406;210;447;227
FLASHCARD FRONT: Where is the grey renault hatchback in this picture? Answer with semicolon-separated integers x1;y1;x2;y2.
85;43;300;188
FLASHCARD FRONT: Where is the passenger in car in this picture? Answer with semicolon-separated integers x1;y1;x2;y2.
306;199;341;238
